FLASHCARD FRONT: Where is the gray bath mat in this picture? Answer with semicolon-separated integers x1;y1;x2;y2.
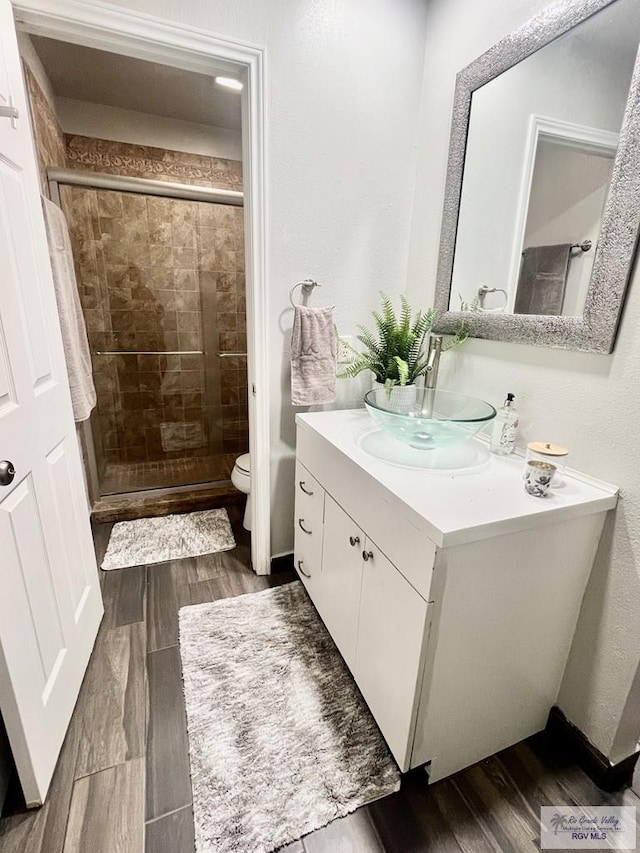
179;581;400;853
101;508;236;570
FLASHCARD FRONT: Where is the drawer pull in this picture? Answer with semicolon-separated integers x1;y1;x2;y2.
362;550;374;562
299;480;314;496
349;535;360;547
298;518;312;535
297;559;311;578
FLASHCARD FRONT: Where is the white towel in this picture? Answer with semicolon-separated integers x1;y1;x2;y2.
290;305;336;406
41;197;96;422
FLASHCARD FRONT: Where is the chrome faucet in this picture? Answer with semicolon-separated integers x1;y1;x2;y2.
421;333;443;417
425;333;443;390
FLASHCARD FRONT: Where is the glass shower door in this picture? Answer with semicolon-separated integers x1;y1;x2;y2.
60;183;248;495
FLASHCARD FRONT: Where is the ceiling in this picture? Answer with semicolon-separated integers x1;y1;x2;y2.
30;35;242;131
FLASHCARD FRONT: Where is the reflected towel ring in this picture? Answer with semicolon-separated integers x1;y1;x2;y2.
477;285;508;313
289;279;321;308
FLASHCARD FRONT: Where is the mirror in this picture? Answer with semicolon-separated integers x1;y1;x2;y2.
433;0;640;352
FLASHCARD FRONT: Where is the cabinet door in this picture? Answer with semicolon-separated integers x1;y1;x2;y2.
293;462;325;606
320;495;365;668
355;538;430;771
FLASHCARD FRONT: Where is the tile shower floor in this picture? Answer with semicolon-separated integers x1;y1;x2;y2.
100;453;238;494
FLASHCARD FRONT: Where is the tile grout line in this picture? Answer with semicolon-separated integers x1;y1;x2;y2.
147;642;180;654
144;802;193;826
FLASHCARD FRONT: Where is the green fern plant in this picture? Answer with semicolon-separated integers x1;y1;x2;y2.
337;294;433;391
338;293;468;392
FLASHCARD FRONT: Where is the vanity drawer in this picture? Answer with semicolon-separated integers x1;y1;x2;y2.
297;424;436;601
294;462;325;602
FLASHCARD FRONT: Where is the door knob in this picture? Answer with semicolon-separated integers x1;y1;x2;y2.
362;550;374;562
0;460;15;486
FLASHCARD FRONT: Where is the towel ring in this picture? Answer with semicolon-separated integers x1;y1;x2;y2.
477;285;508;313
289;279;321;308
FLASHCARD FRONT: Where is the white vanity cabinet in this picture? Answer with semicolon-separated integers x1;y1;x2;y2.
294;410;618;781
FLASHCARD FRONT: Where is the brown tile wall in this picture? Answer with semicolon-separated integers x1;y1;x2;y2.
23;64;67;197
65;134;243;191
60;182;247;475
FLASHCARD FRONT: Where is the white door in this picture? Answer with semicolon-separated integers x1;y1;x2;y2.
319;496;363;668
0;1;103;806
355;539;429;771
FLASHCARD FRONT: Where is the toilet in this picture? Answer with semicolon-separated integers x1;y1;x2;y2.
231;453;251;530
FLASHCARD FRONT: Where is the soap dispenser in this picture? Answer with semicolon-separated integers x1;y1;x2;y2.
490;393;519;455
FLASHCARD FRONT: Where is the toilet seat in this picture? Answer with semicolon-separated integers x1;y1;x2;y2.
235;453;250;475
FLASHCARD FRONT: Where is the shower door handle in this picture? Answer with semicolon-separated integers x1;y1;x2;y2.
0;460;15;486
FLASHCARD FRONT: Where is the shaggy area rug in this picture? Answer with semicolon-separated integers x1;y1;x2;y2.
101;508;236;570
179;581;400;853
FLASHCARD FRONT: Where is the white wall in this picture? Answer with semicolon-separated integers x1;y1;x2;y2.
95;0;429;556
407;0;640;762
57;97;242;160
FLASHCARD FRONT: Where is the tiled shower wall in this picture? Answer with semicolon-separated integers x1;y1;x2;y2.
23;64;67;198
61;185;248;483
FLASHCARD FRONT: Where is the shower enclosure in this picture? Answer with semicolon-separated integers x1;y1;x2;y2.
51;169;249;498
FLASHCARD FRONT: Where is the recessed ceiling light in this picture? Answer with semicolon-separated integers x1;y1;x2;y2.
215;76;243;92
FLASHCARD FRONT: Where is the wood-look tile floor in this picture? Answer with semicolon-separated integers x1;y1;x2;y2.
1;504;638;852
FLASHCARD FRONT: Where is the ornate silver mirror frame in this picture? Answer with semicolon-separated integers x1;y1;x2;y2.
432;0;640;353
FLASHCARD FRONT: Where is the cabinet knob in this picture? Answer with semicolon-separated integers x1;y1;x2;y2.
349;535;360;547
298;518;312;535
362;550;374;562
299;480;314;496
297;559;311;578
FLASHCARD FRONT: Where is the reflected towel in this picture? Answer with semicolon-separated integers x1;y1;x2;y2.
290;305;336;406
514;243;572;315
42;197;96;422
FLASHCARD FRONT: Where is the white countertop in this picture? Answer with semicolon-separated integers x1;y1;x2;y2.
296;410;618;546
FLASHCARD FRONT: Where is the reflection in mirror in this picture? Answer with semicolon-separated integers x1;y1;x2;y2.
449;0;640;318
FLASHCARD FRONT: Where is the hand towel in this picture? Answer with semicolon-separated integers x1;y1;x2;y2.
290;305;336;405
514;243;572;315
41;196;97;422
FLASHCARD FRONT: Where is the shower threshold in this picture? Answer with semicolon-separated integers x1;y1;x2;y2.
91;478;244;524
100;454;238;495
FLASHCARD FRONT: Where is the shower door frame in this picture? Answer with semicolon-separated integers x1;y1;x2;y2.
11;0;272;575
49;168;245;503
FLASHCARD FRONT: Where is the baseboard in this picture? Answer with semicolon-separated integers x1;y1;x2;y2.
271;553;294;573
546;706;640;792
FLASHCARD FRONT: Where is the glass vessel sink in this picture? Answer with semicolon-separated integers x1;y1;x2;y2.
363;388;496;450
